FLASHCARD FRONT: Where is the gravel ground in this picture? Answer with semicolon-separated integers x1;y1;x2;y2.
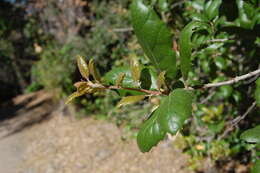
18;113;192;173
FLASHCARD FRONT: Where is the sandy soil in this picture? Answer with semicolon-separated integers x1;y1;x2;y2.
0;91;192;173
18;115;192;173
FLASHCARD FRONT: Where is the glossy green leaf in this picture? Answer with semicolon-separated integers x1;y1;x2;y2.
131;0;176;78
77;55;89;80
251;159;260;173
158;89;193;135
137;111;166;152
241;125;260;143
117;95;146;107
215;57;227;70
104;66;142;96
204;0;222;20
137;89;193;152
104;66;139;88
158;0;169;12
179;21;210;79
255;78;260;107
147;66;159;90
236;0;255;29
140;68;152;90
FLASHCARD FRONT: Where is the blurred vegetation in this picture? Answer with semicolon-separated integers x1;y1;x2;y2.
0;0;259;172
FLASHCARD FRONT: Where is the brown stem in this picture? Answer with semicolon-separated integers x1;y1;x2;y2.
86;68;260;96
107;86;163;96
202;68;260;89
218;102;257;140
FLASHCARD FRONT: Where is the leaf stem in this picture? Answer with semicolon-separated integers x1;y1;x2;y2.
107;86;163;96
87;82;163;96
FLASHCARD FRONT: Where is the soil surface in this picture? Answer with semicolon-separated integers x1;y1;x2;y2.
0;91;192;173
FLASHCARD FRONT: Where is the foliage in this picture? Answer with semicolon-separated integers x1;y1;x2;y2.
32;43;77;96
67;0;260;172
137;89;193;152
131;0;177;78
3;0;260;172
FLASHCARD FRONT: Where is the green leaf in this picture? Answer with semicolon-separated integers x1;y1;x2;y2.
236;0;255;29
179;21;210;79
255;78;260;107
131;0;176;78
214;56;227;70
158;89;193;135
140;68;152;90
104;66;142;96
147;66;159;90
219;85;233;98
204;0;222;20
104;66;139;88
117;95;146;107
158;0;169;12
77;55;89;80
190;13;208;22
137;89;193;152
137;111;166;152
251;159;260;173
241;125;260;143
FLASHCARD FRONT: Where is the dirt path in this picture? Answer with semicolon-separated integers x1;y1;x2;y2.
18;115;191;173
0;91;192;173
0;131;27;173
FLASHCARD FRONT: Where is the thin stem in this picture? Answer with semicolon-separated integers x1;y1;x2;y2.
206;38;230;43
87;82;163;96
86;69;260;96
202;68;260;89
107;86;163;96
218;102;257;140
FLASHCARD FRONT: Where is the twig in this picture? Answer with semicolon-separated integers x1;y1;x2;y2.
202;68;260;89
199;88;216;104
87;82;163;96
107;85;163;96
218;102;257;140
206;38;230;43
113;28;133;32
244;65;260;84
231;102;257;126
86;69;260;97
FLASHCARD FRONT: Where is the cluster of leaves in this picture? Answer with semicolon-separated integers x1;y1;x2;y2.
67;0;260;171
